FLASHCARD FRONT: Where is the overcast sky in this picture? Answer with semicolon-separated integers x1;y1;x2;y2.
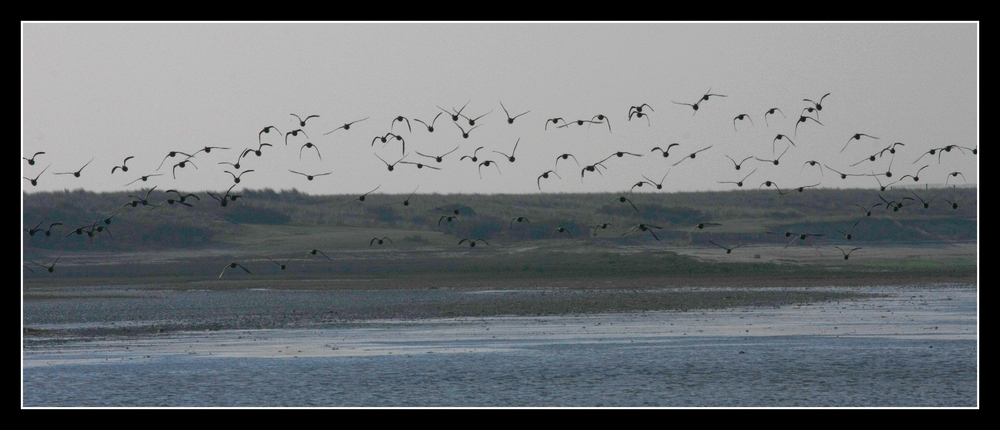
22;22;978;196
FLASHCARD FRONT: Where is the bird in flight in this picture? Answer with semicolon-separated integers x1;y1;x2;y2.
413;113;442;132
23;151;45;166
323;117;369;135
111;156;135;174
23;164;49;187
54;158;95;178
672;145;713;167
219;261;252;278
289;170;333;181
416;146;460;163
763;108;785;127
291;113;319;127
500;101;529;124
493;138;521;162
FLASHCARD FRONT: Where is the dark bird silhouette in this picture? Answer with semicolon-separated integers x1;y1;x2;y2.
592;223;612;237
439;101;470;122
386;186;419;206
493;138;521;162
299;141;322;160
545;117;566;130
803;93;830;116
439;215;459;226
458;238;489;247
413;113;442;132
628;109;651;125
416;146;460;163
783;232;824;248
306;249;332;261
600;151;642;163
224;169;253;184
370;237;393;246
454;121;481;139
651;143;680;158
624;223;662;240
157;151;194;171
733;114;753;131
192;146;229;156
589;114;612;132
611;193;640;211
399;160;442;171
171;159;198;179
111;156;135;174
284;128;308;146
793;115;823;138
391;115;412;133
207;184;239;207
29;254;62;273
242;143;272;158
554;153;579;170
945;171;966;185
834;219;863;240
700;89;727;102
708;240;743;254
291;113;319;127
755;145;790;166
718;168;757;188
725;155;753;171
323;117;369;135
219;262;252;278
258;126;281;145
509;216;530;229
460;147;485;163
348;185;380;204
500;101;529;124
763;108;785;127
842;133;880;153
772;134;796;155
125;173;163;186
580;162;607;180
552;227;573;239
642;171;670;190
801;160;824;176
267;257;293;271
460;109;492;126
629;104;653;115
836;246;861;260
23;151;44;166
23;164;49;186
54;157;95;178
910;191;940;209
856;202;884;217
779;182;821;195
943;191;964;210
824;165;862;180
672;100;701;115
165;189;200;205
43;222;63;237
24;220;44;237
478;160;501;179
372;132;403;146
558;119;604;129
672;145;713;167
687;222;721;243
289;170;333;181
537;170;561;190
375;153;407;172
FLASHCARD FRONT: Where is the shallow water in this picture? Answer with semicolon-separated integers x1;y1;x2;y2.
22;285;977;407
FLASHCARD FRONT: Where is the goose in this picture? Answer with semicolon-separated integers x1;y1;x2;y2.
323;117;369;135
290;113;319;127
54;157;95;178
412;113;442;132
763;108;785;127
111;156;135;174
500;101;529;124
219;261;252;278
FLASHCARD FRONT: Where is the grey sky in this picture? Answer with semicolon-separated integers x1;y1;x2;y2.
22;22;978;196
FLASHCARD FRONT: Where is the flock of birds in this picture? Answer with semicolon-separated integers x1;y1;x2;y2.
23;90;977;277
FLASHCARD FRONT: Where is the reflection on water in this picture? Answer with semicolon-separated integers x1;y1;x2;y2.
23;285;977;407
